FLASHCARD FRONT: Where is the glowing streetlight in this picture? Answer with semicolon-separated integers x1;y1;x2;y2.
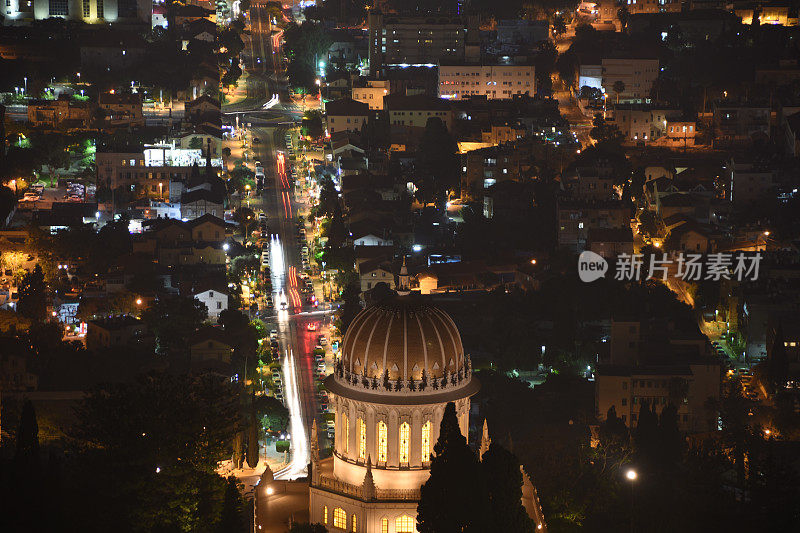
136;298;143;305
530;259;537;265
626;469;637;481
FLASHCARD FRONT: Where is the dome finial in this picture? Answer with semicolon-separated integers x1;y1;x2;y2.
397;256;410;294
479;418;491;461
362;456;376;500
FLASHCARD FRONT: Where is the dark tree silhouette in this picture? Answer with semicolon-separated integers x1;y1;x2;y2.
417;402;487;533
217;476;246;533
17;264;47;321
14;399;41;474
481;442;535;533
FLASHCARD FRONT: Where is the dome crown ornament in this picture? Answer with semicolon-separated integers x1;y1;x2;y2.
339;291;469;388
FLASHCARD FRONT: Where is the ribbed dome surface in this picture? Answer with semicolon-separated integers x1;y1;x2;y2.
341;294;464;382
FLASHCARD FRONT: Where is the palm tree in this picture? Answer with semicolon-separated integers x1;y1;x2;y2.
617;6;630;31
613;80;626;103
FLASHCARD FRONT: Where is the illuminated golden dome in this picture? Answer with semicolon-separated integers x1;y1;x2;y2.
340;293;465;382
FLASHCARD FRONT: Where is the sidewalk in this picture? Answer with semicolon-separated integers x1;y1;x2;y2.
224;70;251;107
216;440;289;494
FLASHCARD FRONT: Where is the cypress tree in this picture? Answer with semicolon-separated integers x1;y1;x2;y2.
417;402;488;533
246;414;260;468
217;476;245;533
482;442;534;533
15;399;41;474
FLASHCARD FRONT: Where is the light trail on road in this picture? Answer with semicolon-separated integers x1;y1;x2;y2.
275;348;309;480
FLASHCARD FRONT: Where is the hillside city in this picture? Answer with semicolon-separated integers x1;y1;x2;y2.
1;0;800;531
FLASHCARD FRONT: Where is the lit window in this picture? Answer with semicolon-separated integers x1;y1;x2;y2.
334;508;347;529
324;506;328;524
343;415;349;454
378;421;387;462
399;422;410;463
358;418;366;460
396;515;415;533
352;514;357;532
381;518;389;533
417;422;430;466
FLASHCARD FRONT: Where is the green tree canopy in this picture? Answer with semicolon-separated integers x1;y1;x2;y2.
142;295;208;356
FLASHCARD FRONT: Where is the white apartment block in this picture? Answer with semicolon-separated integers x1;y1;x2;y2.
601;58;660;100
438;64;535;100
351;80;390;110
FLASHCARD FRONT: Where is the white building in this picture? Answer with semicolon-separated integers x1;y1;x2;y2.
601;58;660;100
353;233;393;247
193;288;229;320
304;273;547;533
438;64;536;100
352;80;390;110
579;63;603;91
3;0;150;25
143;142;222;168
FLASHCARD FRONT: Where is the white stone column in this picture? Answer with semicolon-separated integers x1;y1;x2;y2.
366;406;376;464
410;408;422;467
388;409;399;466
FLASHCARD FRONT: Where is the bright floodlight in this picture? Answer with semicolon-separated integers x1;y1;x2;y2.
626;469;637;481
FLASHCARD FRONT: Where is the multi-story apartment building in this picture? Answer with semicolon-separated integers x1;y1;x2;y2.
602;57;660;100
596;319;720;434
712;100;770;146
351;80;391;110
564;166;617;201
325;98;371;134
438;64;536;100
27;96;93;130
729;158;775;206
96;143;222;197
557;199;629;251
607;103;675;143
3;0;150;25
384;95;453;130
368;11;480;75
98;91;144;128
595;0;680;29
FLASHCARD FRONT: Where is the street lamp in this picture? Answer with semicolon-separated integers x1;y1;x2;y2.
625;468;637;533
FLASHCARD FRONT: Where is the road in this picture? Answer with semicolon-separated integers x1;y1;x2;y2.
229;2;327;484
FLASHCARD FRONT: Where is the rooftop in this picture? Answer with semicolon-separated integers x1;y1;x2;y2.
384;94;451;111
326;98;371;116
